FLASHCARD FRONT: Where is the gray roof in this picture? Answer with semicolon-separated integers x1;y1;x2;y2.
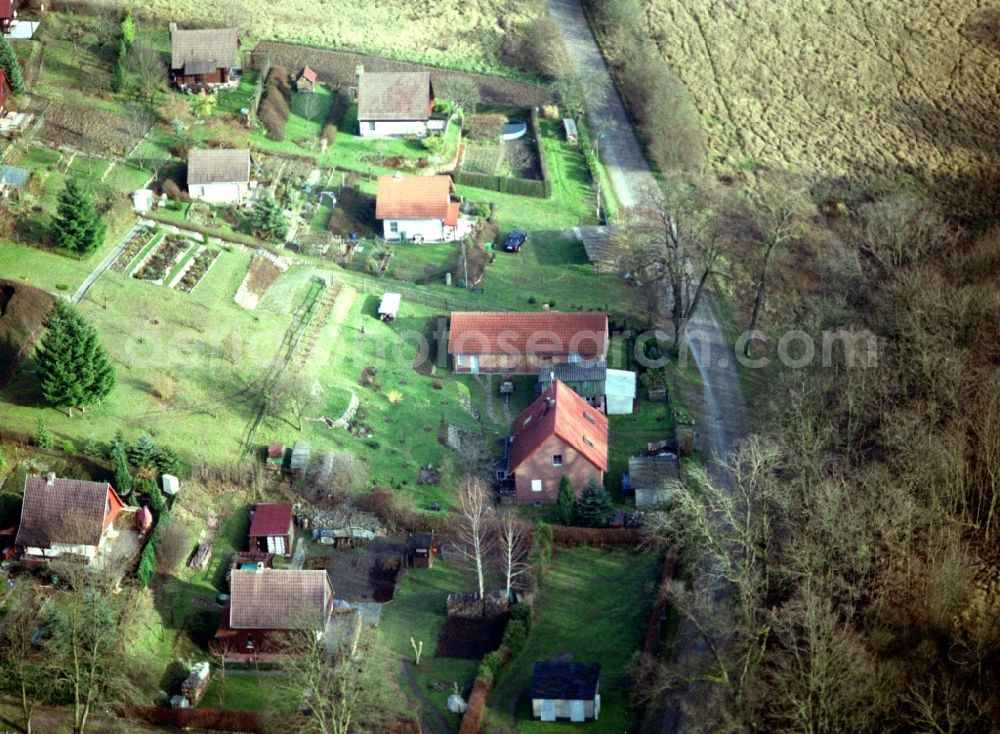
357;72;432;121
530;662;600;700
575;225;620;264
628;455;680;491
170;27;239;71
605;368;636;398
537;362;607;384
0;166;29;190
187;148;251;185
290;441;311;470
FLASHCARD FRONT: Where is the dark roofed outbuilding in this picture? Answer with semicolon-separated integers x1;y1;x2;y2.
530;661;601;722
170;27;240;87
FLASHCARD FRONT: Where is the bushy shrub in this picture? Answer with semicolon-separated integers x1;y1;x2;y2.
422;135;445;155
467;114;506;141
501;619;528;658
477;650;503;685
574;478;614;527
33;419;52;449
269;66;292;103
511;601;533;632
259;105;286;141
501;13;569;80
137;539;156;587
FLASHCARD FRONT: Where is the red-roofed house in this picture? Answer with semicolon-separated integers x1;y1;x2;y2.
248;503;294;556
376;174;460;242
506;380;609;505
0;0;15;35
15;474;126;563
0;69;11;117
448;311;608;375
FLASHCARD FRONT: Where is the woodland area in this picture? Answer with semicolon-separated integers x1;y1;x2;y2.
586;1;1000;731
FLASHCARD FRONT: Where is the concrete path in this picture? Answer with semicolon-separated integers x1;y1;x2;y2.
544;1;749;731
72;221;145;304
289;537;306;569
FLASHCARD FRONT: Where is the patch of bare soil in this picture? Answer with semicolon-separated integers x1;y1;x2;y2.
436;613;510;659
233;256;285;310
0;280;54;389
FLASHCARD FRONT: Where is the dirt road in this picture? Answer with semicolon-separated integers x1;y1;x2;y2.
544;0;749;731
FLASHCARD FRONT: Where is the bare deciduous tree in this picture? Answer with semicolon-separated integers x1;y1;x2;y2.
616;178;731;355
451;476;495;599
494;509;532;597
0;584;47;734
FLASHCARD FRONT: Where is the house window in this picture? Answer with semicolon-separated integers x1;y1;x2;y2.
456;354;464;366
583;412;596;425
368;121;376;131
246;634;255;651
389;221;399;233
531;479;543;493
552;455;563;467
533;501;543;508
568;353;583;363
583;436;595;448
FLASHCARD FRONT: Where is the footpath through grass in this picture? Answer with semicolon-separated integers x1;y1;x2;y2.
486;548;662;732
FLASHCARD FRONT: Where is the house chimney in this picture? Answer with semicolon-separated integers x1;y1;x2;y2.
542;303;550;311
355;63;364;85
393;171;403;180
45;472;56;486
549;371;555;383
544;396;555;415
169;22;178;32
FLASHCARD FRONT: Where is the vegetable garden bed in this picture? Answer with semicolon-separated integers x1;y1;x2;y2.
175;247;221;293
113;228;161;273
133;236;196;285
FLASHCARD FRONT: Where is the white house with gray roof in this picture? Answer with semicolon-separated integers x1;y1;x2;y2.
187;148;252;204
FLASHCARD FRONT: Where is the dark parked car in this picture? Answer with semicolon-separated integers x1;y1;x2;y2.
503;230;527;252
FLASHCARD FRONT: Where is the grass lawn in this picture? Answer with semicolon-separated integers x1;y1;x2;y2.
201;670;300;714
608;403;675;501
372;558;483;729
326;104;428;175
250;84;335;161
486;548;662;732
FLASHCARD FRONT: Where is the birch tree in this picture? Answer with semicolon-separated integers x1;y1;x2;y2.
494;509;532;597
452;476;495;599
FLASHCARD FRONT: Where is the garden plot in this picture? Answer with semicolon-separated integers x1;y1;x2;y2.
112;228;162;273
174;247;222;293
132;235;199;285
39;102;155;157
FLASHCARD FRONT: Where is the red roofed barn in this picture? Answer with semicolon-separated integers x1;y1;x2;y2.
248;503;294;556
376;174;460;242
448;311;609;375
506;380;609;504
15;474;126;563
214;569;334;657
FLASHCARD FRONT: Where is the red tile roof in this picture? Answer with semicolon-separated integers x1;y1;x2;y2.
298;66;317;83
448;311;608;357
248;503;293;538
0;0;12;20
15;476;124;549
509;380;609;473
229;570;332;630
376;175;453;221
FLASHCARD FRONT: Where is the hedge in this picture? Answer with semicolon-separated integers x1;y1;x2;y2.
550;525;651;548
131;707;284;733
455;108;553;199
458;678;491;734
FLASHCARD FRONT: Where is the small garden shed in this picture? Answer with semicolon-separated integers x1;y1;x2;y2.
406;531;436;568
248;503;294;556
378;292;401;322
530;661;601;722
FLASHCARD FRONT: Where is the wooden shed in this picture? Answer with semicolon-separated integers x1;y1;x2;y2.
530;661;600;722
289;441;311;477
248;503;294;556
406;531;436;568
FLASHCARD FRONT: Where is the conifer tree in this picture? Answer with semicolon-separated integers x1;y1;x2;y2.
0;37;25;94
112;445;133;497
128;434;157;470
251;194;288;241
556;475;576;525
574;478;614;528
35;302;115;415
52;179;105;255
33;419;52;449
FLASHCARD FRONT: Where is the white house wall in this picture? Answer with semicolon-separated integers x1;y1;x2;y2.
359;119;428;138
606;393;634;415
383;218;446;242
189;182;248;204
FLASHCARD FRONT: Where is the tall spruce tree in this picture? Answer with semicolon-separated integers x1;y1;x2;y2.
0;37;25;94
112;445;133;497
251;194;288;241
35;302;115;415
128;434;158;470
52;179;105;255
574;478;614;528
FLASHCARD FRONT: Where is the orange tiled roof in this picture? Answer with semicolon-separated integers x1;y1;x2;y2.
509;380;609;473
447;311;608;356
375;175;453;220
